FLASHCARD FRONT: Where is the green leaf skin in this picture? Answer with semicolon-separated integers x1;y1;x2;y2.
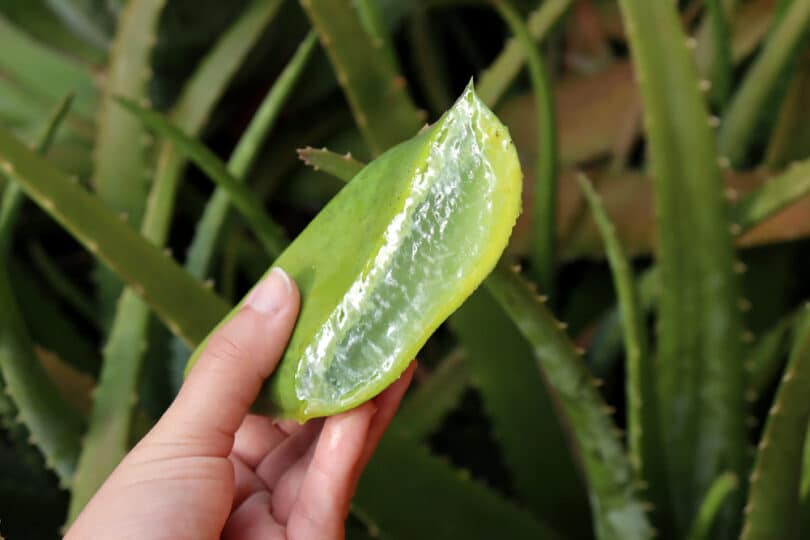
354;431;562;540
745;313;795;401
485;262;652;540
185;30;318;279
393;348;470;441
297;146;366;184
299;0;423;155
477;0;572;108
0;15;97;120
705;0;733;108
114;97;289;258
0;96;84;487
495;0;558;299
577;175;669;527
617;0;747;532
686;472;740;540
449;288;592;538
188;85;522;421
765;52;810;167
733;158;810;232
0;127;230;347
28;243;101;331
719;0;810;165
741;305;810;540
92;0;164;227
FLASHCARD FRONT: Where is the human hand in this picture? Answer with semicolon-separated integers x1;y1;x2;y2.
66;268;415;540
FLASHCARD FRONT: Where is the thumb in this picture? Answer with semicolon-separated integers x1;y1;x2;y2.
147;267;300;457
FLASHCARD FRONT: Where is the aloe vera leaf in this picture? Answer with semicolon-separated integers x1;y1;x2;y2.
477;0;572;108
0;0;106;65
577;175;668;522
297;145;365;182
0;15;96;120
704;0;733;108
299;0;423;155
733;159;810;232
764;51;810;168
354;431;562;540
188;84;521;421
114;97;289;258
718;0;810;165
0;129;229;345
293;138;570;458
449;287;592;538
617;0;747;529
92;0;165;325
686;472;740;540
740;305;810;540
0;97;84;487
68;288;153;520
495;0;558;297
10;260;100;376
354;0;400;72
183;30;318;279
485;262;651;539
43;0;112;49
393;348;470;441
144;0;283;250
745;313;795;401
28;243;101;331
92;0;164;226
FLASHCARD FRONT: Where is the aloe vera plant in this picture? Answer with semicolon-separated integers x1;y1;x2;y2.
3;1;810;538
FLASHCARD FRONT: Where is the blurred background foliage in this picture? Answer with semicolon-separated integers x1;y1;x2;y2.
0;0;810;538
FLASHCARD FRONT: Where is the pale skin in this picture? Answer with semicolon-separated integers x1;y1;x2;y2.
66;268;415;540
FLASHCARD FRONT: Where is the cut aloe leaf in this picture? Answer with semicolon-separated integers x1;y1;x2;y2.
187;84;522;421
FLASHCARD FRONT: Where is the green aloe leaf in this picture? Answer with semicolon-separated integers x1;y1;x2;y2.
577;175;669;525
477;0;572;108
0;127;229;347
485;263;652;540
114;97;289;258
686;472;740;540
719;0;810;165
705;0;733;108
449;288;591;538
299;0;423;155
92;0;164;227
354;431;562;540
741;305;810;540
617;0;747;531
187;84;522;421
0;96;84;487
0;14;97;120
185;30;318;279
393;349;469;441
297;146;365;184
495;0;558;298
733;158;810;231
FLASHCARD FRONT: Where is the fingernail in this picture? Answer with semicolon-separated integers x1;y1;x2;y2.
246;267;293;314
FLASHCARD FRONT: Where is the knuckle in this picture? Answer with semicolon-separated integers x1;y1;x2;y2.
205;332;247;364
